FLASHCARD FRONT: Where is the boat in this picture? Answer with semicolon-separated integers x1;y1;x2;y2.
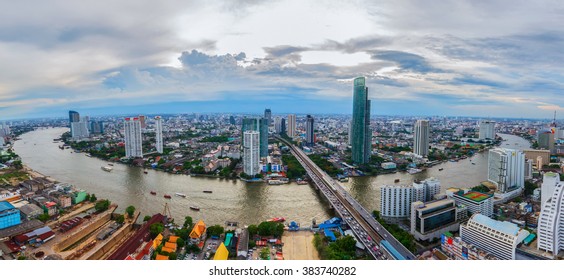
150;191;156;195
394;179;400;183
438;168;444;171
190;206;200;211
175;193;187;198
268;179;284;185
164;194;172;199
407;168;422;175
101;166;113;172
203;190;213;194
107;163;114;166
86;154;92;157
296;179;309;185
471;162;476;165
143;170;148;174
267;217;285;223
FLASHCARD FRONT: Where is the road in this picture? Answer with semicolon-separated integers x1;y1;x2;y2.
276;136;415;260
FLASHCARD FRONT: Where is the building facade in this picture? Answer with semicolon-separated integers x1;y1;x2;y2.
538;130;555;153
155;116;163;154
410;198;462;241
71;121;90;139
413;177;441;202
523;149;550;168
124;117;143;158
287;114;296;138
0;201;21;230
413;120;430;157
479;120;496;140
306;115;315;147
264;109;272;126
351;77;372;164
487;148;525;193
381;185;413;219
460;214;529;260
537;177;564;257
243;131;260;176
449;189;494;218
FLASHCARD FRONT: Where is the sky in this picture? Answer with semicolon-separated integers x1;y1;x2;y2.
1;0;564;120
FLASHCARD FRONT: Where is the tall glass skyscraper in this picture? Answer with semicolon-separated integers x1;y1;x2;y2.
264;108;272;126
242;117;268;157
351;77;371;164
306;115;314;146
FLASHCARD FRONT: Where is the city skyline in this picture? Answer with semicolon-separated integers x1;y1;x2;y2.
1;1;563;120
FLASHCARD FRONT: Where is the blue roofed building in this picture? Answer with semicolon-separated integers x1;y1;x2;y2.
323;229;337;242
460;214;529;260
0;201;21;230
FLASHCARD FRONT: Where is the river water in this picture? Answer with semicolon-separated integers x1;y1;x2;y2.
13;128;530;226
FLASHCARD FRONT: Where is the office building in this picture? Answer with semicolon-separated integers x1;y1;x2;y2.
381;185;413;219
479;121;496;140
413;177;441;202
449;189;494;218
243;131;260;176
538;129;555;153
287;114;296;137
351;77;371;164
259;118;268;157
538;179;564;257
0;201;21;230
523;149;550;168
281;118;286;135
487;148;525;193
411;198;462;241
306;115;314;147
274;117;282;134
264;109;272;126
124;117;143;158
69;110;80;136
460;214;529;260
413;120;430;157
155;116;163;154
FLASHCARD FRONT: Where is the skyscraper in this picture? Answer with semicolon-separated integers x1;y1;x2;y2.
138;115;147;129
89;121;104;135
306;115;314;146
243;131;260;176
124;117;143;158
413;120;430;157
287;114;296;137
229;116;236;125
69;111;80;123
538;129;555;153
155;116;163;154
259;118;269;157
537;174;564;257
479;120;496;140
264;109;272;126
487;148;525;193
351;77;371;164
281;118;286;135
274;117;282;133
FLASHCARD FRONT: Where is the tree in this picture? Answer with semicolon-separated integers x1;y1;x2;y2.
115;214;125;224
176;237;185;247
207;225;225;237
85;194;91;202
183;216;193;229
149;222;165;238
37;213;50;222
168;252;177;260
143;215;152;222
12;160;23;170
90;194;97;202
247;224;258;237
125;205;135;218
95;199;110;212
259;247;270;260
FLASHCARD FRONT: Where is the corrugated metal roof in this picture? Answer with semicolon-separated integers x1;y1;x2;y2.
0;201;15;212
472;214;520;236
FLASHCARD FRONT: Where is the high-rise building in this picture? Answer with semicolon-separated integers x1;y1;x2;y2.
274;117;282;134
243;131;260;176
89;121;104;135
264;109;272;126
413;120;430;157
259;118;268;157
71;118;90;140
306;115;314;146
124;117;143;158
487;148;525;193
229;116;236;125
155;116;163;154
381;178;441;220
479;121;496;140
413;177;441;202
287;114;296;137
538;129;555;153
460;214;529;260
281;118;286;135
69;110;80;123
138;115;147;129
351;77;371;164
410;198;462;241
537;177;564;257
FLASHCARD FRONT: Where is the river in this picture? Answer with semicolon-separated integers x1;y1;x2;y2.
13;128;530;226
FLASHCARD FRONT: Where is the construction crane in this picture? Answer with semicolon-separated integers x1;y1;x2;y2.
162;203;173;223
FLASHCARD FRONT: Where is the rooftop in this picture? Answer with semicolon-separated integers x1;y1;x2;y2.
458;191;492;202
472;214;521;236
0;201;15;212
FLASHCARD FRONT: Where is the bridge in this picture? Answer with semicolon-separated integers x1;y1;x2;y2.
275;136;416;260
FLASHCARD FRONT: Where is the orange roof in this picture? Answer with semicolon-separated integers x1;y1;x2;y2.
161;246;175;253
213;243;229;260
164;242;177;250
155;254;169;260
152;233;163;249
168;236;179;243
189;220;206;239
